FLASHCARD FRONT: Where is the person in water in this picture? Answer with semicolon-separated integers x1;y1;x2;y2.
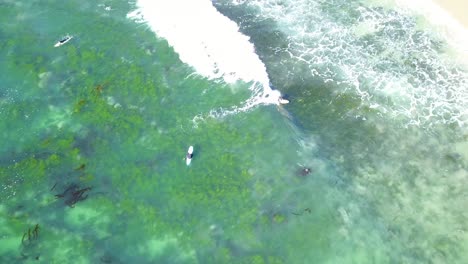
59;37;70;43
278;96;289;104
184;146;194;165
299;167;311;176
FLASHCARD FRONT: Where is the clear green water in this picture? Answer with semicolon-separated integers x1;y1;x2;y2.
1;0;467;263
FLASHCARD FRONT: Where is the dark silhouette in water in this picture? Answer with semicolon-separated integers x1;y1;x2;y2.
95;84;105;94
55;183;92;207
58;37;70;44
74;163;86;171
21;232;27;244
21;224;39;244
292;208;312;216
50;182;58;191
32;224;39;239
298;167;312;177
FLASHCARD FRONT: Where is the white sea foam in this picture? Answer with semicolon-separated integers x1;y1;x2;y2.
392;0;468;63
224;0;468;262
128;0;281;110
241;0;468;128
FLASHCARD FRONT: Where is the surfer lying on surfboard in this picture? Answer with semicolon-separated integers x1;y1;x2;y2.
54;35;73;47
186;146;194;165
278;97;289;104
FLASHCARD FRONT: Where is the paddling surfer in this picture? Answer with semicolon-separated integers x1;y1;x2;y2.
54;35;73;47
278;96;289;104
186;146;194;165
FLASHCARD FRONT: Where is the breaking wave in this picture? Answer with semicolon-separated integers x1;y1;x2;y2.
234;0;468;128
128;0;283;114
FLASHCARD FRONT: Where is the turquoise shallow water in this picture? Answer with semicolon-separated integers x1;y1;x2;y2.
1;0;468;263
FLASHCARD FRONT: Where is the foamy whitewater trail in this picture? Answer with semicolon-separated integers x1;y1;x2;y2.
128;0;282;113
240;0;468;128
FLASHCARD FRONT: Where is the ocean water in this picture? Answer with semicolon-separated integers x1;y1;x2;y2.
1;0;467;263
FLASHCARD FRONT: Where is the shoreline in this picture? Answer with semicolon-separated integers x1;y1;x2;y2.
431;0;468;65
432;0;468;29
394;0;468;30
394;0;468;64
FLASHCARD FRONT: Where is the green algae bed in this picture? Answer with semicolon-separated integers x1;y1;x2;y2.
0;2;313;263
4;1;468;263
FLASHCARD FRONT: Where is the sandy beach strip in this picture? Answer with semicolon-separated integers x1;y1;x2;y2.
430;0;468;64
394;0;468;64
432;0;468;29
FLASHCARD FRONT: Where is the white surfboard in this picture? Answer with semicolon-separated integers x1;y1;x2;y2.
54;35;73;47
278;97;289;104
186;146;194;166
